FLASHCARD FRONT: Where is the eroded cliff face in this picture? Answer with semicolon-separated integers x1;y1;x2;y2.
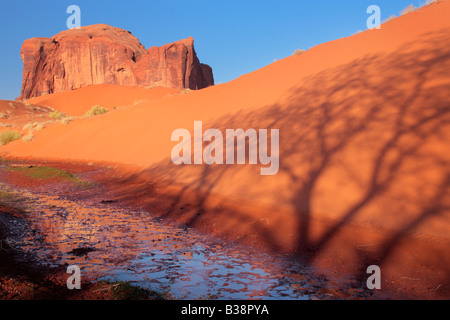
19;24;214;100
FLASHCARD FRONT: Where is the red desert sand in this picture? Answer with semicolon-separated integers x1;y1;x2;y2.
2;0;450;298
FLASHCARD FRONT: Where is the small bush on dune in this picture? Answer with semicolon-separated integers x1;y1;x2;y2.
401;4;415;15
22;134;34;143
22;122;35;131
382;15;397;24
49;111;64;120
133;100;148;106
85;105;108;117
34;123;45;131
0;130;21;146
61;117;73;125
293;49;306;56
22;122;46;133
379;1;438;27
144;85;162;90
178;89;192;96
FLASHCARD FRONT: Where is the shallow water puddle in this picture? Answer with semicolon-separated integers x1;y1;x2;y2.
4;185;358;299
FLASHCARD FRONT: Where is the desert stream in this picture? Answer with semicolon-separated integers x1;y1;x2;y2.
1;184;370;300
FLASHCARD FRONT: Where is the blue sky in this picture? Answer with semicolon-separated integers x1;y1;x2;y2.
0;0;427;100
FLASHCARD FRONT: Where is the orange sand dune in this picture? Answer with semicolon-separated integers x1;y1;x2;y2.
2;0;450;297
27;84;178;116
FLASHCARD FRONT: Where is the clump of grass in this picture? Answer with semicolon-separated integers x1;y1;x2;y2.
132;100;148;106
144;85;162;90
34;123;45;131
382;15;397;24
7;166;77;181
0;113;7;119
401;4;416;15
49;111;64;120
6;165;93;188
22;134;34;143
0;189;27;214
22;122;35;131
22;122;46;133
380;1;438;27
293;49;306;56
0;190;14;201
179;88;192;95
60;117;74;125
8;103;16;109
0;130;21;146
85;105;108;117
96;281;166;300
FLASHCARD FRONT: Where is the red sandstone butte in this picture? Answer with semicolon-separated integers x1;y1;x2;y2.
19;24;214;100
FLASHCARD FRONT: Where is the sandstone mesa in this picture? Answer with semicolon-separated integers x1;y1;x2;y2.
19;24;214;100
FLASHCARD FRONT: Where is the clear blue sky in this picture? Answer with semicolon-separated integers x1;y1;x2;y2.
0;0;426;100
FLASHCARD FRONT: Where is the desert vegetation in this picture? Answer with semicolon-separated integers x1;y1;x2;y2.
293;49;306;56
60;116;75;125
0;130;21;146
49;110;65;120
85;105;108;117
381;1;439;26
0;188;27;214
178;88;192;96
21;134;34;143
401;4;416;15
7;166;78;181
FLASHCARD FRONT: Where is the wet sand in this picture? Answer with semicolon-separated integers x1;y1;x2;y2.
0;160;382;300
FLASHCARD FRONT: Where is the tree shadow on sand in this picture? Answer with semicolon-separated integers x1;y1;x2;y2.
111;29;450;297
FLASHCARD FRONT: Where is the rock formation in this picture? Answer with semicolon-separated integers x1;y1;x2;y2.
19;24;214;100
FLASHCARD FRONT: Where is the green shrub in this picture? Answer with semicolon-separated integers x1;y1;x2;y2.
85;105;108;117
49;111;64;120
0;130;21;146
96;281;166;300
7;166;75;181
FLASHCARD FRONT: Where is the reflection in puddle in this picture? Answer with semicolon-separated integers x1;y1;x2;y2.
8;187;353;299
